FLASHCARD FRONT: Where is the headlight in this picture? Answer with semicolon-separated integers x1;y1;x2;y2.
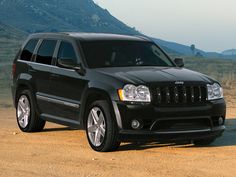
207;83;223;100
118;84;151;102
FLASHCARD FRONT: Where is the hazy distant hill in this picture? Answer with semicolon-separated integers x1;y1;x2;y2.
153;38;205;56
153;39;236;59
222;49;236;56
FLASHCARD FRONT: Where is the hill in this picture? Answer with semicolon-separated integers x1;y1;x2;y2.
0;22;26;63
0;0;138;35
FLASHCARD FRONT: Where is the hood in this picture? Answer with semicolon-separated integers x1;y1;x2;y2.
94;67;214;85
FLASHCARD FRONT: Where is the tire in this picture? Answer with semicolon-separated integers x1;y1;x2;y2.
16;89;45;132
85;100;120;152
193;138;216;146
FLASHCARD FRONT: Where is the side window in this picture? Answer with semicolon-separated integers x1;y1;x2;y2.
57;41;77;64
20;39;38;61
36;40;57;65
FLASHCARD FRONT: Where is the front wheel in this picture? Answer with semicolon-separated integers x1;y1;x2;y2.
86;100;120;152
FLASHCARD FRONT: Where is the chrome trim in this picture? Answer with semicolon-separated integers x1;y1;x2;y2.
40;113;80;127
36;94;80;109
17;60;75;72
175;81;184;85
153;128;212;134
112;101;123;129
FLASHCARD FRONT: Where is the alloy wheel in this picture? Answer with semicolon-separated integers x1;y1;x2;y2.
87;107;106;147
17;95;30;128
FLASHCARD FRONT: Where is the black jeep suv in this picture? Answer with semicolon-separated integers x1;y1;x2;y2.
12;33;226;152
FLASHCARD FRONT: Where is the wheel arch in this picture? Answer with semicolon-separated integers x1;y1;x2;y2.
14;78;36;108
79;87;120;129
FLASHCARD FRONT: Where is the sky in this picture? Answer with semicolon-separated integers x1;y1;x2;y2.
94;0;236;52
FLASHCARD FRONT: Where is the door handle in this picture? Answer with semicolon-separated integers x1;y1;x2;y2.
51;73;60;78
29;69;36;73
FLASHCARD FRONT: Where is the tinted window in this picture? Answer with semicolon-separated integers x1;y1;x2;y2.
36;40;57;65
57;42;77;64
20;39;38;61
80;41;174;68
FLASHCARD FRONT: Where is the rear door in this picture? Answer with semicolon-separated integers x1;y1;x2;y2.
47;40;87;123
31;39;58;115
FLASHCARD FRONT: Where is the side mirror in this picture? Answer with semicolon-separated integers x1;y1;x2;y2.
58;58;86;75
174;58;184;67
58;58;80;69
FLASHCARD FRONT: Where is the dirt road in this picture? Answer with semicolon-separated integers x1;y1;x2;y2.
0;107;236;177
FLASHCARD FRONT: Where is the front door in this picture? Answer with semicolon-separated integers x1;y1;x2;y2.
48;41;87;122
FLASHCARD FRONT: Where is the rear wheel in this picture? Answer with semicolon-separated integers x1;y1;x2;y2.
86;100;120;152
16;89;45;132
193;138;216;146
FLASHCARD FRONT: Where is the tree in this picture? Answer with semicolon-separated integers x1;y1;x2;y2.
190;44;195;55
195;51;203;57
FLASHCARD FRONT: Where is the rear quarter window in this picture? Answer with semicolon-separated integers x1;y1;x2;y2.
36;40;57;65
20;39;39;61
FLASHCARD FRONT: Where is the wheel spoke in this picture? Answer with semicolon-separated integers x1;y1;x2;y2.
18;112;24;121
97;113;104;126
19;100;26;112
24;115;28;126
100;126;105;137
94;130;101;146
91;109;99;124
88;125;97;133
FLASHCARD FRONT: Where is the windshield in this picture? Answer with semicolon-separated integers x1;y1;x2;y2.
80;41;175;68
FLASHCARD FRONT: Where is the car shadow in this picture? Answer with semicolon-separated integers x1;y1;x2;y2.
118;142;184;151
118;118;236;151
209;118;236;147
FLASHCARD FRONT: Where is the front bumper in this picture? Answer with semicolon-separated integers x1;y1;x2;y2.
113;98;226;142
118;125;225;142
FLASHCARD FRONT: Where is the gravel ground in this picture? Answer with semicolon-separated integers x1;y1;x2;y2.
0;107;236;177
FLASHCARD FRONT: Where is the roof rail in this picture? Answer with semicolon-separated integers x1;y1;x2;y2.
133;34;152;41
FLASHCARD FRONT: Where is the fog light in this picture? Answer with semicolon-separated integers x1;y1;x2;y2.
218;117;224;125
131;120;141;129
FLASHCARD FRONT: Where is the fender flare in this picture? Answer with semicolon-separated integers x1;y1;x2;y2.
79;82;122;129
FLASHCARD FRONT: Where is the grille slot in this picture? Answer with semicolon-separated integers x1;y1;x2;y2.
151;118;211;131
155;85;207;105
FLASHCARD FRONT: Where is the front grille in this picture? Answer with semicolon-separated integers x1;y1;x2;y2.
151;118;211;131
155;85;207;105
